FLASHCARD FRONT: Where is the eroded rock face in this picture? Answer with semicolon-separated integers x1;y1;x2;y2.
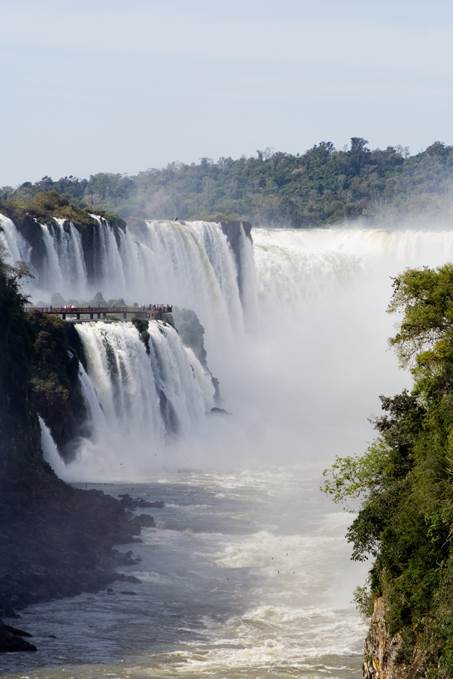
363;598;427;679
27;311;88;461
0;277;147;652
219;220;252;302
172;307;220;404
363;598;403;678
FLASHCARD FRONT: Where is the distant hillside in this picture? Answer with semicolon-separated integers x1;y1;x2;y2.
3;139;453;226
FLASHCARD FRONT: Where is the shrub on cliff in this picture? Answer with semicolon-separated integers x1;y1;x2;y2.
323;264;453;678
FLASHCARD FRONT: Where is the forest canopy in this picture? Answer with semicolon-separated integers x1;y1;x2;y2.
2;139;453;226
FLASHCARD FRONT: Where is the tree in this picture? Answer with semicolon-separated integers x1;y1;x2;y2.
323;264;453;677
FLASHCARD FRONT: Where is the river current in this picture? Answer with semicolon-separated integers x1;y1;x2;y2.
1;467;366;679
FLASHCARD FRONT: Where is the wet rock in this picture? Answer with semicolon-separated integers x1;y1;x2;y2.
209;407;230;416
112;549;141;566
0;622;37;653
118;494;164;510
135;514;155;528
1;607;20;619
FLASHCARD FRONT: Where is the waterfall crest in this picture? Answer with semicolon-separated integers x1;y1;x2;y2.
0;213;255;374
253;227;453;311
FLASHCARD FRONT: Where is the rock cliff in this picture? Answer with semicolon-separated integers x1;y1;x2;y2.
0;263;144;652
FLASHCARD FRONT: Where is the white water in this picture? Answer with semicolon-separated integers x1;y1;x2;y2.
6;216;453;469
0;213;29;265
62;320;215;481
135;220;247;371
3;217;453;678
38;416;67;479
0;215;251;376
229;225;453;462
0;467;367;679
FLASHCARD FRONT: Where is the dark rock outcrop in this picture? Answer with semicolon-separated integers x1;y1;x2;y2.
220;220;252;303
172;307;220;403
0;267;146;652
119;494;164;510
0;623;37;653
26;311;88;460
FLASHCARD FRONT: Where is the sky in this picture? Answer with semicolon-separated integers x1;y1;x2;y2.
1;0;453;186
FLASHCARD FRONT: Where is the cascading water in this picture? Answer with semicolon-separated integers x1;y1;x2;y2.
38;416;67;479
4;217;453;679
0;213;29;264
133;220;249;372
253;226;453;310
228;225;453;463
0;213;254;377
63;320;215;481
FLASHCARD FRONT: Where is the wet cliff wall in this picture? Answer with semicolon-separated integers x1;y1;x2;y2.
0;266;143;651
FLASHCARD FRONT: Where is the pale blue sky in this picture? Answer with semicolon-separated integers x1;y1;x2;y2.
1;0;453;185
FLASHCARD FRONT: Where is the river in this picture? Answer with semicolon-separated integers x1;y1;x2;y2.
1;467;366;679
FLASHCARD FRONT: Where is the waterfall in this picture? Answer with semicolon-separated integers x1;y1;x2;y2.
0;213;29;265
53;219;87;287
64;320;215;479
227;225;453;465
6;214;453;473
39;416;67;479
134;220;249;372
0;214;254;376
253;227;453;311
89;215;128;290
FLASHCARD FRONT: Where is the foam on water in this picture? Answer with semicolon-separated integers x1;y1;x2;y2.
0;467;365;679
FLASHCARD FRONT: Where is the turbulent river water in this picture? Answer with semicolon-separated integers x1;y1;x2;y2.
2;218;453;677
1;467;366;679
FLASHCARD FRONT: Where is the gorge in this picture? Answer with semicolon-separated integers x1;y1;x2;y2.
0;206;452;678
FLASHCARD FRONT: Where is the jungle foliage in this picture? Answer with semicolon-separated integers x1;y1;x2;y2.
0;191;126;231
2;140;453;225
323;264;453;677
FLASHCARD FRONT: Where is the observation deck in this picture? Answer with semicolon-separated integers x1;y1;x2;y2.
25;305;173;323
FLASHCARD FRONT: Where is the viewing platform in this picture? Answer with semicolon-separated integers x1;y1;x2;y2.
25;305;173;323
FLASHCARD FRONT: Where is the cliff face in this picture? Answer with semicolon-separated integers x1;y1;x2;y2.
0;202;125;286
27;311;89;460
0;266;144;652
363;597;429;679
172;307;220;404
363;598;404;679
220;220;252;302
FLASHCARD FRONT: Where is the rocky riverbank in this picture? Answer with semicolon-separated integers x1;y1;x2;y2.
0;260;151;653
0;469;154;652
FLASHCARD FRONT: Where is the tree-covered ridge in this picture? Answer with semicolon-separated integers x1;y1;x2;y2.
0;191;126;231
323;265;453;678
2;139;453;225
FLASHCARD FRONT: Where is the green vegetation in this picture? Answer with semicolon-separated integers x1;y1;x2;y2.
0;236;87;457
323;265;453;677
2;140;453;225
0;190;126;231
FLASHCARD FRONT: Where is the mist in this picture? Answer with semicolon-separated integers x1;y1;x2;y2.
29;211;453;482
